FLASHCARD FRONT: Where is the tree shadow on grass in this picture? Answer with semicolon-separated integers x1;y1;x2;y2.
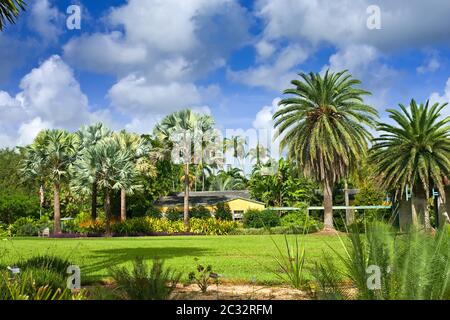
81;246;209;282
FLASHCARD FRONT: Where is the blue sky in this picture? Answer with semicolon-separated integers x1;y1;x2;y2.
1;0;450;148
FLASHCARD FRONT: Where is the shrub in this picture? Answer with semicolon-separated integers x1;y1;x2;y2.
230;226;301;235
9;216;53;236
281;210;322;233
0;223;8;237
214;202;232;221
243;209;280;229
190;206;211;219
190;218;240;235
78;219;106;234
165;208;183;221
21;268;66;291
0;193;40;225
109;257;181;300
146;207;163;219
0;271;84;300
17;255;72;276
148;218;184;233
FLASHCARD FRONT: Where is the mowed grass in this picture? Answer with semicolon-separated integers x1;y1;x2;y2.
0;234;343;285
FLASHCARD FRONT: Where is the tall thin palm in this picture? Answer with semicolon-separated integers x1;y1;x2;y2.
154;109;215;231
273;70;378;230
73;138;139;236
74;123;112;220
23;130;76;234
248;143;269;167
224;135;247;167
371;100;450;229
20;135;48;217
114;130;150;221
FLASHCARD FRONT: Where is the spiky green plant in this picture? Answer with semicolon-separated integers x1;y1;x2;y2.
313;222;450;300
0;271;84;300
109;258;181;300
274;70;378;230
271;235;306;289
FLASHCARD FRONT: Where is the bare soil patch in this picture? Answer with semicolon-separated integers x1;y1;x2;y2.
171;283;312;300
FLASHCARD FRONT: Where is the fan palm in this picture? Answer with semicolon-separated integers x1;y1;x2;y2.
114;130;150;221
371;100;450;230
273;70;378;230
154;109;216;231
248;143;269;167
0;0;25;30
224;135;247;167
74;123;112;220
20;135;48;217
22;130;76;234
72;138;139;236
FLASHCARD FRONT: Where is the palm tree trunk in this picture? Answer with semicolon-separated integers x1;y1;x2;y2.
412;185;430;230
91;182;97;221
323;178;334;230
53;182;61;234
39;184;45;219
202;172;205;191
120;188;127;222
104;188;112;237
344;180;354;226
184;162;190;232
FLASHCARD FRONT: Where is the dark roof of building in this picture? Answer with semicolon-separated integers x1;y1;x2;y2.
155;190;264;207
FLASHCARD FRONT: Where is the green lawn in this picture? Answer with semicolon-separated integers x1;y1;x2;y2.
0;234;343;285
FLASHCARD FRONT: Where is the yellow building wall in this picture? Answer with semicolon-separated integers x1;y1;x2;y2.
158;199;265;213
226;199;265;212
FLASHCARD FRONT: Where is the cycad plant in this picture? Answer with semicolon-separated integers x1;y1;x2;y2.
274;70;378;230
371;100;450;230
312;222;450;300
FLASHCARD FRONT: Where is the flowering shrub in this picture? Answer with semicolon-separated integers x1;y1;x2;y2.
78;219;106;234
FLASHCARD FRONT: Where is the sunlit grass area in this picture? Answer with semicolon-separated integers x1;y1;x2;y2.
0;234;342;284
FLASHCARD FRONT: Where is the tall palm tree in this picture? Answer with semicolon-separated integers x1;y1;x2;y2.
23;130;76;234
248;143;269;167
371;100;450;230
20;134;48;218
273;70;378;231
74;123;112;220
114;130;149;221
0;0;25;30
154;109;215;231
73;137;139;236
224;135;247;167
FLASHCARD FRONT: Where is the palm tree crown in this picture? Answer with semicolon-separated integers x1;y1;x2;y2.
371;100;450;198
273;70;378;229
0;0;26;30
